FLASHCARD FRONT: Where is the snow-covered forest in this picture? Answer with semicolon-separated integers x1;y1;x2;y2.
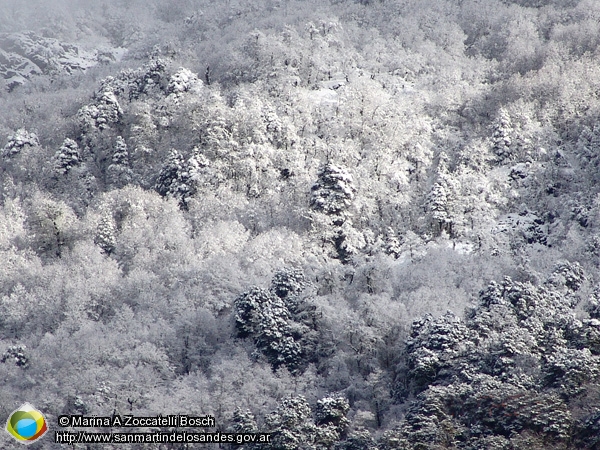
2;0;600;448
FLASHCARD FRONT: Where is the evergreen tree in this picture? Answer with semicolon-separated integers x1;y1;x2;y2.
382;227;400;258
155;148;185;198
167;67;202;95
234;287;304;372
1;345;29;368
95;212;117;255
107;136;133;187
54;138;81;175
404;311;473;393
392;272;600;447
426;152;461;237
310;163;363;262
126;57;168;100
334;219;367;263
576;124;600;163
228;408;259;433
78;87;123;132
265;396;318;450
338;430;376;450
235;270;317;373
310;163;356;220
155;148;209;209
546;260;586;291
492;108;513;161
1;129;39;157
426;182;451;234
178;148;210;207
315;396;350;437
271;267;306;303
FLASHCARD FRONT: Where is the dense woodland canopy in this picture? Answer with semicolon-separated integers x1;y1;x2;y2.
2;0;600;448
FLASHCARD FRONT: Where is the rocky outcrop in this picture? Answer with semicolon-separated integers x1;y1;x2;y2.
0;31;124;91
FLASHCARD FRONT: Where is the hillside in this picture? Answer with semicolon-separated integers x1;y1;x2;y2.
1;0;600;449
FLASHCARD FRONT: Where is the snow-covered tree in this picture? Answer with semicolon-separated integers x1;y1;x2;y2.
1;129;39;157
78;87;123;132
576;124;600;164
265;396;318;450
338;430;376;450
126;58;168;100
94;212;117;255
270;267;306;302
228;408;258;434
334;219;367;263
310;163;355;219
392;270;600;446
54;138;81;175
181;148;210;197
1;344;29;368
107;136;133;187
426;182;451;234
310;163;362;262
167;67;202;96
546;260;586;291
383;227;402;258
404;311;473;393
155;148;185;197
492;108;513;161
315;396;350;436
26;193;78;259
155;148;209;209
234;287;303;371
235;287;282;338
235;269;317;373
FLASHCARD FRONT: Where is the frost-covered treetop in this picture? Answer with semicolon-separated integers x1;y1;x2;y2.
310;163;355;216
2;128;39;157
167;67;203;95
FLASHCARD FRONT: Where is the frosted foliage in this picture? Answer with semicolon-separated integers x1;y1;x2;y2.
265;396;318;450
94;213;116;255
54;138;80;175
492;109;513;160
234;270;314;373
271;268;306;299
576;125;600;166
315;397;350;432
78;88;122;131
228;409;258;434
1;344;28;368
155;148;208;208
107;136;133;187
2;128;39;157
384;227;402;258
310;163;355;216
427;182;449;224
395;273;600;446
234;287;303;370
167;67;202;95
